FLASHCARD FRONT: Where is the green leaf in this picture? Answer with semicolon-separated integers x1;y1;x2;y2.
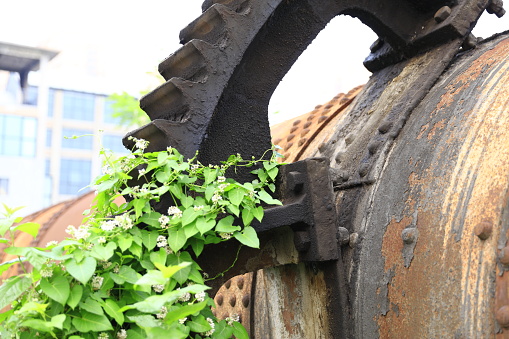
72;310;113;333
150;249;167;266
132;198;147;219
146;326;188;339
252;205;264;222
166;253;193;284
205;185;215;202
228;187;245;206
212;320;234;339
203;167;217;185
232;321;249;339
135;270;166;286
156;170;170;183
180;196;194;209
158;152;169;165
187;314;212;333
110;265;139;284
183;222;199;238
67;285;83;309
167;228;187;253
3;246;29;256
0;257;25;275
127;327;146;339
0;237;8;244
257;190;283;205
40;275;70;306
154;262;191;279
234;226;259;248
20;318;53;333
141;230;159;250
196;218;215;235
90;242;117;261
79;297;104;315
101;299;124;325
117;235;133;252
241;207;254;227
138;211;163;227
130;241;143;258
127;315;160;328
216;216;240;233
0;216;18;236
164;301;208;324
181;208;199;226
50;314;66;329
226;203;240;217
190;238;205;257
65;257;97;285
12;222;41;237
169;184;183;200
0;275;32;309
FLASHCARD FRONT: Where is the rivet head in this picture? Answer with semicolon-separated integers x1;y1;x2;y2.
474;221;493;240
229;295;237;307
242;294;250;308
499;247;509;265
434;6;452;23
337;227;350;246
216;294;223;306
237;277;244;290
349;233;359;248
402;228;418;244
496;305;509;328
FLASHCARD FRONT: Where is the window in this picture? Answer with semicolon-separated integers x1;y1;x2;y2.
0;178;8;195
0;115;37;157
59;159;91;195
48;89;55;117
46;128;52;147
103;98;119;124
62;128;93;150
102;134;127;153
62;91;95;121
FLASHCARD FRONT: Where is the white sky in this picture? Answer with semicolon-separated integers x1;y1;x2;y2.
0;0;507;125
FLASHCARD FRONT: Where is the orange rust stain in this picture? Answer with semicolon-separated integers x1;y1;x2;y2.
280;266;299;335
427;119;446;141
416;123;429;139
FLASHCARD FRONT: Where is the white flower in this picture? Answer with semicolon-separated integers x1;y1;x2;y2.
65;225;76;235
101;261;112;269
152;284;164;293
101;220;116;232
45;240;58;247
193;205;204;211
102;166;114;175
212;194;222;203
204;317;215;336
115;214;133;230
40;268;53;278
167;206;182;218
179;317;187;324
218;183;229;192
191;164;199;170
138;168;147;176
91;276;104;290
156;235;168;248
166;146;173;152
226;314;240;325
195;291;206;302
158;215;170;228
177;289;191;302
129;137;149;151
98;236;107;244
217;176;226;183
113;265;120;274
157;306;167;319
74;226;91;240
116;329;127;339
219;232;232;240
98;333;109;339
164;246;173;254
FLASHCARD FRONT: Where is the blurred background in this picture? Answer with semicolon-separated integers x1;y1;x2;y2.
0;0;506;214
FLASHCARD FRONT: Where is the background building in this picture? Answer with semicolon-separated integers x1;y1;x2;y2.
0;42;129;214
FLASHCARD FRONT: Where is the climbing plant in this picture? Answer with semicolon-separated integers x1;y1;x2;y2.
0;139;282;339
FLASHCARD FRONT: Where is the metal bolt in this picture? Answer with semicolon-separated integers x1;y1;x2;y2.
378;121;393;134
287;171;304;193
402;228;418;244
349;232;359;248
496;305;509;328
462;33;478;50
294;230;311;252
474;221;493;240
345;133;355;146
434;6;452;23
242;294;250;308
337;227;350;246
335;151;345;164
368;140;381;155
487;0;506;18
216;294;224;306
358;163;370;178
370;38;384;53
500;247;509;265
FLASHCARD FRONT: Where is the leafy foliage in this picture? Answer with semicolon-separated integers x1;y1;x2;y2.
0;141;282;338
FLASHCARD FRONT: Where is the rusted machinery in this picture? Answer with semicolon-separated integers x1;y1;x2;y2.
122;0;509;337
3;0;509;337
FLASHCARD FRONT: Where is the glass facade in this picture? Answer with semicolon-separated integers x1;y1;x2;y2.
62;128;93;150
0;178;8;195
0;115;37;157
102;134;127;153
47;89;55;117
59;159;91;195
62;91;95;121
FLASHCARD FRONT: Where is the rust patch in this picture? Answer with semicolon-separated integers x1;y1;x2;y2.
427;119;446;140
416;123;429;139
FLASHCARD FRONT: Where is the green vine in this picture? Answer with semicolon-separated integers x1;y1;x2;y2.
0;138;283;339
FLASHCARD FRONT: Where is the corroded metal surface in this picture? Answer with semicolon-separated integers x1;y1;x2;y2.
339;34;509;337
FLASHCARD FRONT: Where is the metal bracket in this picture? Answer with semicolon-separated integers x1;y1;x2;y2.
252;157;339;262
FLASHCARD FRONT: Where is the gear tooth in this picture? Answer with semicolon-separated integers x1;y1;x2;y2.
159;40;207;81
202;0;250;12
140;79;189;122
180;4;235;45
